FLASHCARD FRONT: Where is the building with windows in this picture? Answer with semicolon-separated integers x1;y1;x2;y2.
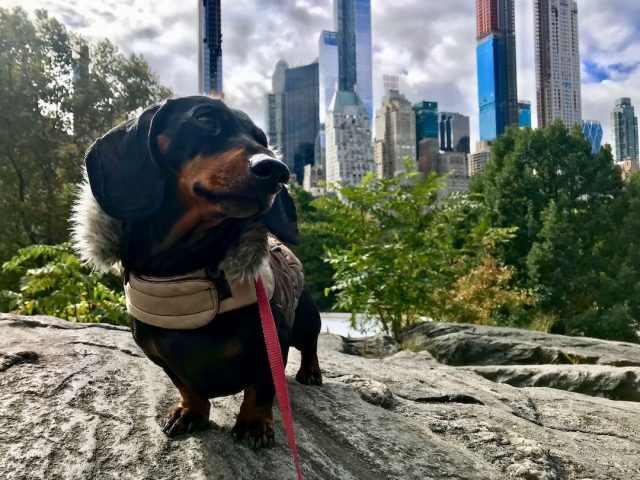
284;62;319;183
611;98;639;164
439;112;471;154
265;60;288;156
334;0;373;123
414;101;439;150
374;88;416;178
476;0;518;141
534;0;582;127
198;0;223;94
518;101;532;128
582;120;603;155
468;141;493;176
326;90;375;188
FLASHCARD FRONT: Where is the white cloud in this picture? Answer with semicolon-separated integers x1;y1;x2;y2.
2;0;638;146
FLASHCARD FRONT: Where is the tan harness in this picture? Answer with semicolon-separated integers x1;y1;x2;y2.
124;264;275;329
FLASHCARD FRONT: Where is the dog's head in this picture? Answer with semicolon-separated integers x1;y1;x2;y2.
84;96;298;245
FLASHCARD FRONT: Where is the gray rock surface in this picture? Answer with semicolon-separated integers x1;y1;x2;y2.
1;314;640;479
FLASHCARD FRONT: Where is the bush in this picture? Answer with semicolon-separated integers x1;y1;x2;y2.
0;243;128;325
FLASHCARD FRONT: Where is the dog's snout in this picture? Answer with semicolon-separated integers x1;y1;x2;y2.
250;156;290;187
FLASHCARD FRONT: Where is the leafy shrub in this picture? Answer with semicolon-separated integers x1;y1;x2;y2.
0;243;128;325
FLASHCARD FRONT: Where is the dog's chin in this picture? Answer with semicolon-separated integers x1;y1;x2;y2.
193;183;277;218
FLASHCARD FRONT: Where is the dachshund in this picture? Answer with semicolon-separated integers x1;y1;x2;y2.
71;96;322;449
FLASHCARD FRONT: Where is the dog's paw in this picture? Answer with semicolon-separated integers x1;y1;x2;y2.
296;353;323;386
231;417;275;449
163;404;211;437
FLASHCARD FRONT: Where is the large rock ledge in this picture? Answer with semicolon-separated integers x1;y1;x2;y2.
1;314;640;479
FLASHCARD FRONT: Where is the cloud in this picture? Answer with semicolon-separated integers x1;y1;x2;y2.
3;0;639;146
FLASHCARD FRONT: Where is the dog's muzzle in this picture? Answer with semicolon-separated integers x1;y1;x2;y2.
250;155;290;193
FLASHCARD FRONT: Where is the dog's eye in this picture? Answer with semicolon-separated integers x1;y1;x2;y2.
195;114;221;135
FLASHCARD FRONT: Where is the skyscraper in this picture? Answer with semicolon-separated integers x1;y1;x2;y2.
476;0;518;141
284;62;320;183
326;91;375;188
198;0;223;94
534;0;582;128
439;112;471;154
611;98;639;164
518;101;532;128
265;60;288;156
318;31;339;125
334;0;373;122
413;101;439;148
374;88;416;178
582;120;603;155
468;141;493;176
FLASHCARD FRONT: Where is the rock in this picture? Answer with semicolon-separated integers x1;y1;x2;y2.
401;321;640;367
341;334;400;358
1;313;640;479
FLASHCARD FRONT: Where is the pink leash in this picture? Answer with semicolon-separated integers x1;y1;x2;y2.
255;275;304;480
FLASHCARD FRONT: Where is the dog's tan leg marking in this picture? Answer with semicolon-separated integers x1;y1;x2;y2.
163;384;211;437
231;384;275;449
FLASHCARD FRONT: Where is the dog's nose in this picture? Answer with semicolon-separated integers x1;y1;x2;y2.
250;156;290;188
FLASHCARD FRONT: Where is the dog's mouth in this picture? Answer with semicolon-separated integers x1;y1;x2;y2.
193;182;281;211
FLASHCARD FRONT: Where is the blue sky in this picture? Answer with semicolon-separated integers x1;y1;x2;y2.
3;0;640;146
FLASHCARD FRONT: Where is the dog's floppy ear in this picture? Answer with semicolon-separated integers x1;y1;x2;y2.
85;104;166;222
262;187;299;245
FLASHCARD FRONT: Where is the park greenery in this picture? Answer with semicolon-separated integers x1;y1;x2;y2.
1;7;639;343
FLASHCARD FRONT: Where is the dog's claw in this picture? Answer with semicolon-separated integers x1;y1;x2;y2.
231;418;275;449
296;366;323;386
163;405;210;437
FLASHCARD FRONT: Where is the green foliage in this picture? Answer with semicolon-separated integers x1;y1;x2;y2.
0;7;171;262
0;244;127;325
314;165;530;338
474;122;639;342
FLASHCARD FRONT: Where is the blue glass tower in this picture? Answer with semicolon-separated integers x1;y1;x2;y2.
582;120;603;155
319;31;339;125
518;101;532;128
334;0;373;123
413;101;439;148
476;0;518;141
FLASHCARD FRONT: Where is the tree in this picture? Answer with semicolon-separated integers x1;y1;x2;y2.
315;166;529;338
0;7;171;262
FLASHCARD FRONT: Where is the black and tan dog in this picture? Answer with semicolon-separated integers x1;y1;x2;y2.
71;96;322;448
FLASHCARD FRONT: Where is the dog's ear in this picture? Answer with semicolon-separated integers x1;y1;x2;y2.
262;187;300;245
85;104;167;222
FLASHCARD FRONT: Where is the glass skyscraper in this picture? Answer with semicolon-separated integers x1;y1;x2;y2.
198;0;223;94
611;98;639;164
582;120;603;155
318;31;339;125
284;62;320;183
334;0;373;122
414;101;439;146
476;0;518;141
518;101;532;128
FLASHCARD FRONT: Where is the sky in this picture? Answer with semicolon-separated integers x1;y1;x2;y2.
3;0;640;147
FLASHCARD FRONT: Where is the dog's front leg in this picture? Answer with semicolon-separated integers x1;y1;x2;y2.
163;381;211;437
231;382;275;449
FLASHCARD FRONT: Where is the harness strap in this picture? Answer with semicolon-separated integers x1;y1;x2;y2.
255;275;303;480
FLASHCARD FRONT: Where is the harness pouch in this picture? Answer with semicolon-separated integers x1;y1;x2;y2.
125;271;219;329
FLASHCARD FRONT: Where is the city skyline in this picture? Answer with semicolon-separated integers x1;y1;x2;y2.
6;0;640;147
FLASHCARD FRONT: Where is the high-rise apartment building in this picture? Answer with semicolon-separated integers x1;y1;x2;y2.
414;101;439;150
334;0;373;122
284;62;320;183
198;0;223;94
611;98;639;164
439;112;471;154
468;141;493;176
534;0;582;128
476;0;518;141
518;101;532;128
326;91;375;188
582;120;603;155
318;31;339;125
265;60;288;155
374;88;416;178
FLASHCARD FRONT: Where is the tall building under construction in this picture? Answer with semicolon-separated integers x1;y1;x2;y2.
198;0;223;95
